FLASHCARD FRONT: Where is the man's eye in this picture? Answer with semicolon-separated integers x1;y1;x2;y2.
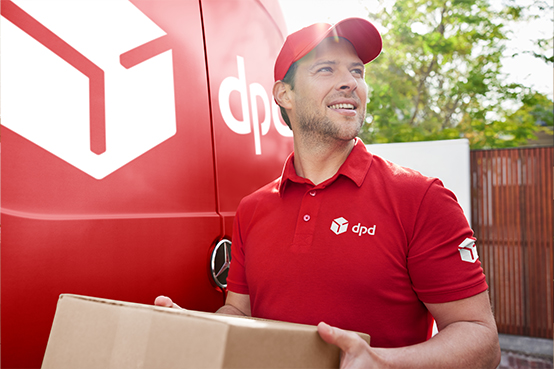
318;67;333;73
352;68;364;76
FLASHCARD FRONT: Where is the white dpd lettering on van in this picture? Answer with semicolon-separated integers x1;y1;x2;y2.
219;56;292;155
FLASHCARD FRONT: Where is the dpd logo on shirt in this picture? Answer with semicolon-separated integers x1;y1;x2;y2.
458;238;479;263
330;217;349;235
330;217;377;236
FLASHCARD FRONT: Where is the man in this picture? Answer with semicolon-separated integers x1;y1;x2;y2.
157;18;501;368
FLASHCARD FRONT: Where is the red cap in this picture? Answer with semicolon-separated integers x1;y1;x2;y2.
274;17;382;82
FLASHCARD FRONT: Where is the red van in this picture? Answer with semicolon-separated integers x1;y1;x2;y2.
1;0;293;367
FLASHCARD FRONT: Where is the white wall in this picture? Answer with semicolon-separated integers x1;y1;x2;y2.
366;139;472;225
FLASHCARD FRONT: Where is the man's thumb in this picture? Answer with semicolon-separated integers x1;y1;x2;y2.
317;322;359;353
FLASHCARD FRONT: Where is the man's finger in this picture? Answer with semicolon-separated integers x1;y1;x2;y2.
154;295;183;309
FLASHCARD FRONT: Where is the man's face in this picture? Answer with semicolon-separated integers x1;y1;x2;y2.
289;37;368;143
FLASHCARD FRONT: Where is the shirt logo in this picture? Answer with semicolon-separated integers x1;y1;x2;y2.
331;217;377;236
330;217;349;235
458;238;479;263
352;223;376;236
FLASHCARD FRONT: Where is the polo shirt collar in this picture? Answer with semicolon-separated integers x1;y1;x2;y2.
278;138;372;196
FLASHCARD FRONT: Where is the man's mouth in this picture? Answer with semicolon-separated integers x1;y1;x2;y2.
328;103;356;110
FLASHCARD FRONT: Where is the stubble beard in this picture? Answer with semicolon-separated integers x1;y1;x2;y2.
294;96;365;146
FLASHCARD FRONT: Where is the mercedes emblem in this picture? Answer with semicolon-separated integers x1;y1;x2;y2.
210;239;231;289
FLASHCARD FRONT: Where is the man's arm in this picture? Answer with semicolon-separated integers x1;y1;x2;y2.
154;291;251;317
216;291;251;316
318;290;501;369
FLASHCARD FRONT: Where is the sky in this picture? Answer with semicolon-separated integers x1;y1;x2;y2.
278;0;553;99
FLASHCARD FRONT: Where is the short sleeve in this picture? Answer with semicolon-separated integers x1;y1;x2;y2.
226;204;250;295
407;180;488;303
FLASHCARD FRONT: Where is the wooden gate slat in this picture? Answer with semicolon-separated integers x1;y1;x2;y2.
470;147;553;339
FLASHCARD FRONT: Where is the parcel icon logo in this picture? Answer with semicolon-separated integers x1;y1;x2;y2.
330;217;349;235
458;238;479;263
1;0;176;179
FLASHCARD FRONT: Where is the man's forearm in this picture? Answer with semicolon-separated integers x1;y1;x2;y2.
371;321;501;369
215;304;248;316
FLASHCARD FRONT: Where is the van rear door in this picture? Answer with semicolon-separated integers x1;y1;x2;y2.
201;0;293;234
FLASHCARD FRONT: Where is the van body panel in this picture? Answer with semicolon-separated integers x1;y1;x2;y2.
1;0;292;367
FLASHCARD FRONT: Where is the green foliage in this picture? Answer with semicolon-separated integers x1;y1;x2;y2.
505;0;554;63
360;0;553;149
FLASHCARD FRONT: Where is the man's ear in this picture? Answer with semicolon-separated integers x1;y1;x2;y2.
273;81;292;109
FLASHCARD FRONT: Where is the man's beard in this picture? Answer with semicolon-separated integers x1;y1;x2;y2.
294;96;365;144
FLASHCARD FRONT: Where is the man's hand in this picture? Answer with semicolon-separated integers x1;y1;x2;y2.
154;295;183;309
318;291;500;369
317;322;384;369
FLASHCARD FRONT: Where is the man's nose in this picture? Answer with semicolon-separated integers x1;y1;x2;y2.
336;69;358;91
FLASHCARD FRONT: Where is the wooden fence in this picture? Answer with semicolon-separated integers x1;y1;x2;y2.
470;146;553;339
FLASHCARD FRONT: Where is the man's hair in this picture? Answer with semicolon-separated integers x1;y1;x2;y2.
278;62;298;129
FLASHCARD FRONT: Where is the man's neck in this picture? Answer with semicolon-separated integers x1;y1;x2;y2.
292;136;356;185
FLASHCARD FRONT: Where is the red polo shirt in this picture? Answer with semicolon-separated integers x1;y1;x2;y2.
227;138;487;348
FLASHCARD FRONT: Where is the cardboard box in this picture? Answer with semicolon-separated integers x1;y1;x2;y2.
42;294;370;368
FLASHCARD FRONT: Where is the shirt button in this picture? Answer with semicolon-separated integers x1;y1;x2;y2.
303;214;311;222
309;190;316;197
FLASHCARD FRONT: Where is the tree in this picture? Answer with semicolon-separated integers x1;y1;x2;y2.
360;0;553;149
506;0;553;64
